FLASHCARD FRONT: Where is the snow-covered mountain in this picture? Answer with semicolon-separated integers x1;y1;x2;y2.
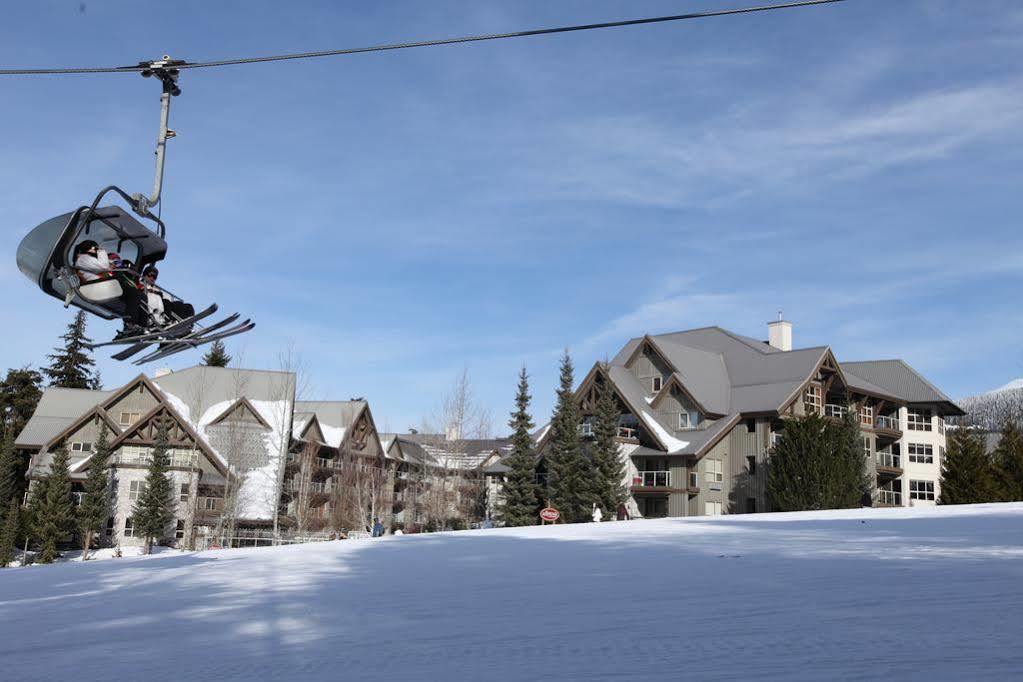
958;378;1023;428
3;504;1023;680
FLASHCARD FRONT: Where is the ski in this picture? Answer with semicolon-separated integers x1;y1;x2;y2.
111;312;240;361
89;304;219;349
133;320;254;365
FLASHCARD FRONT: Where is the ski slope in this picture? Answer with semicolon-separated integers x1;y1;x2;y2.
2;504;1022;681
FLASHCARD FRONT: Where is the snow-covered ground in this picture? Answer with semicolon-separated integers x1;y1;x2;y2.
2;504;1022;681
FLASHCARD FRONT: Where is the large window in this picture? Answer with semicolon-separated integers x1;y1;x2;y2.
123;517;136;537
804;384;822;415
859;405;873;427
705;501;722;516
119;411;141;426
862;436;871;458
179;483;189;503
129;480;142;501
907;409;932;432
175;520;186;540
909;480;935;501
908;443;934;464
70;442;93;453
938;418;945;435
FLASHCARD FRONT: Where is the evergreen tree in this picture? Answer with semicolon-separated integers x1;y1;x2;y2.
940;427;999;504
590;370;628;517
0;366;44;437
133;423;175;554
36;446;75;563
766;408;866;512
24;475;49;557
0;498;20;567
78;425;112;559
545;351;595;523
202;340;231;367
991;420;1023;502
43;311;99;389
499;367;539;526
0;428;20;512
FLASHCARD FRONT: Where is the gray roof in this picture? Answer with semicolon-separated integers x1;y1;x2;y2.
295;400;367;431
156;366;297;416
15;388;113;448
842;360;965;415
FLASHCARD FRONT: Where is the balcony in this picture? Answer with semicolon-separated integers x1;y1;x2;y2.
824;404;848;419
617;426;639;440
113;451;199;468
196;497;224;512
632;471;670;488
875;451;902;477
877;489;902;507
874;415;900;431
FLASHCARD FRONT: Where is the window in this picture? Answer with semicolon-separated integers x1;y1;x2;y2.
706;459;723;485
747;455;757;475
746;498;757;514
70;442;93;453
678;412;691;429
119;411;141;426
859;405;873;427
862;436;871;458
651;376;663;393
907;409;932;431
745;418;756;434
908;443;934;464
124;517;136;537
909;480;935;501
179;483;189;503
804;384;822;414
939;446;945;466
704;501;722;516
175;520;186;539
129;480;142;501
105;517;114;536
579;422;594;437
689;472;698;489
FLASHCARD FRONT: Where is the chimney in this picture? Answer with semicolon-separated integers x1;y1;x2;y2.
154;367;173;378
767;312;792;352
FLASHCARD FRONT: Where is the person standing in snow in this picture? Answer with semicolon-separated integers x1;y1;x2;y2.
617;502;630;521
372;518;384;537
591;503;603;523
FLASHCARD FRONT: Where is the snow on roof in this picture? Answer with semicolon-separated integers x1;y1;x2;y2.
637;406;690;454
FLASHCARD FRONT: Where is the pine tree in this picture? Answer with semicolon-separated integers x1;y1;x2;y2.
0;366;44;437
0;498;20;567
590;370;628;517
991;420;1023;502
43;311;99;389
0;428;20;512
545;351;594;523
940;427;998;504
78;425;112;559
133;423;175;554
766;408;865;512
36;446;75;563
202;340;231;367
499;367;539;526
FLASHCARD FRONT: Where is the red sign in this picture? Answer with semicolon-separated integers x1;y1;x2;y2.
540;507;560;523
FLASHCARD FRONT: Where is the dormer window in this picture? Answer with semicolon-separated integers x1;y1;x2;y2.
678;412;691;429
651;376;663;393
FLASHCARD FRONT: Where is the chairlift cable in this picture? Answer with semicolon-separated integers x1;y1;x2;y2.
0;0;844;76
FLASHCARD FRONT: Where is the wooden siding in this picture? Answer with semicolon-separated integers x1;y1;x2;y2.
628;347;672;393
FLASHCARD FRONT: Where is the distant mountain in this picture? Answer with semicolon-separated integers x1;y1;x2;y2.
957;379;1023;429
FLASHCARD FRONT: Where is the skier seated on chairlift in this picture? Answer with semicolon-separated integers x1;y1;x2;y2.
141;266;195;326
73;239;149;337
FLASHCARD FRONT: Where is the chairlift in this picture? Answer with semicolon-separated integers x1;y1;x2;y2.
15;57;253;364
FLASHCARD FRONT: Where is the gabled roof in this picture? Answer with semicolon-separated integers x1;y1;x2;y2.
208;397;272;429
15;387;113;448
842;359;965;416
294;400;367;448
107;403;230;475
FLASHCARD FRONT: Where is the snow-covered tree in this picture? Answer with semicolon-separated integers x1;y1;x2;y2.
499;367;539;527
44;312;100;389
545;351;594;523
78;425;112;559
133;423;175;554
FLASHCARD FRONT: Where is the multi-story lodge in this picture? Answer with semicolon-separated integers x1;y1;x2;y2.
535;320;963;518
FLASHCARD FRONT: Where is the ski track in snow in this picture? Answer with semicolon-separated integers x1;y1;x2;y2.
1;504;1023;681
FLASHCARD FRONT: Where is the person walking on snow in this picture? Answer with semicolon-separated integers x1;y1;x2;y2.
591;502;603;523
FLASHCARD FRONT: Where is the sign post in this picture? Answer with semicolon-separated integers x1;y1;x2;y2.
540;502;560;525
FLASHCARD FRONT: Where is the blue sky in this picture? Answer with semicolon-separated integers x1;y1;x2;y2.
2;1;1022;434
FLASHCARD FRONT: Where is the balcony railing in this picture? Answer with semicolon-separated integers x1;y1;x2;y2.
632;471;670;488
877;489;902;506
196;496;224;512
617;426;638;439
875;415;900;431
824;404;847;418
113;451;199;468
876;451;901;469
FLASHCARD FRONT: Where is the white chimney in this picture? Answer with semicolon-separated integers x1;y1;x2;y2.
767;312;792;352
154;367;173;378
